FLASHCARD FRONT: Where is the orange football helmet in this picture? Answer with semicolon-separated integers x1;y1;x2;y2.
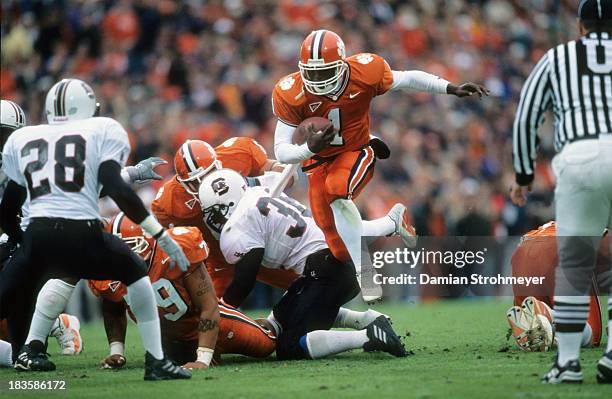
174;139;221;196
107;212;155;261
299;29;348;95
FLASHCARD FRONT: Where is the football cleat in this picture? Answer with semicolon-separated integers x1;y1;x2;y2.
596;351;612;384
51;314;83;355
14;341;56;372
387;204;417;248
363;316;407;357
541;356;582;384
507;297;554;352
144;352;192;381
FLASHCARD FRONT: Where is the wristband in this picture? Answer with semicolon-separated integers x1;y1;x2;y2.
140;215;164;239
196;347;214;366
120;168;131;183
109;341;125;356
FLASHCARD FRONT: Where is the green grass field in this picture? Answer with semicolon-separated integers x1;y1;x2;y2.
1;300;609;398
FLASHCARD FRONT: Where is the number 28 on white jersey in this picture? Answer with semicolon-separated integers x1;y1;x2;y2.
2;117;130;220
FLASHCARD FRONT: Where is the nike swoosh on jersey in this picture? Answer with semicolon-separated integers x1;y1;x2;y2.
349;92;361;99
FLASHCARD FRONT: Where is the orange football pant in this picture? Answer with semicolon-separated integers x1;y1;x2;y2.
217;302;276;358
306;147;376;263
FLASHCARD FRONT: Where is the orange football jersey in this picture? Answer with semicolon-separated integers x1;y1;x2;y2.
89;226;208;341
272;53;393;158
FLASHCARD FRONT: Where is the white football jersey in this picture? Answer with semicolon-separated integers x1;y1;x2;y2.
220;187;327;274
2;117;130;220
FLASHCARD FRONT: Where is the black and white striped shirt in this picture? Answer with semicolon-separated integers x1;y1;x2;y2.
513;31;612;184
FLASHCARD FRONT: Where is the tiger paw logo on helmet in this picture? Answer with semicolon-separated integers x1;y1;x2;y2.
356;53;374;65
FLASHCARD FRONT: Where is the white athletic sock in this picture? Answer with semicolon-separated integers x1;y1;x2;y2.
557;333;583;366
331;199;363;269
334;308;374;329
26;279;75;344
554;296;589;366
0;340;12;367
127;277;164;360
305;330;369;359
362;216;395;237
581;323;592;347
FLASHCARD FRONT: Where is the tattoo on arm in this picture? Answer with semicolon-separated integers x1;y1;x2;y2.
195;266;212;297
197;318;218;332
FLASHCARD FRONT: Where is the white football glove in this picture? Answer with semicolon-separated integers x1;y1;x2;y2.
125;157;167;183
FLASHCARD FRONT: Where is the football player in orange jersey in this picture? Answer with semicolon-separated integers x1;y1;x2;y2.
272;29;489;296
507;221;608;351
151;138;300;296
89;213;276;369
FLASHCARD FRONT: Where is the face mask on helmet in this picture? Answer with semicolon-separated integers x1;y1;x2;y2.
178;173;209;197
108;212;154;261
122;235;153;261
299;61;347;95
202;203;232;235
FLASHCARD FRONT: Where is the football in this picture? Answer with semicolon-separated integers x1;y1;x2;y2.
292;116;333;145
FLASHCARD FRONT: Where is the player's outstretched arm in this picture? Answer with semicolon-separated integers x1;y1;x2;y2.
99;299;127;369
183;264;219;369
221;248;265;308
389;70;489;98
98;160;190;271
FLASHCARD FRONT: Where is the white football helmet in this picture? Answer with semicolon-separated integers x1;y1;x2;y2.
198;169;247;235
45;78;99;124
1;99;26;150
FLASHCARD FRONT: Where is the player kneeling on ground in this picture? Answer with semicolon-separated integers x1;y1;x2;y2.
199;169;407;360
90;213;277;369
506;222;606;352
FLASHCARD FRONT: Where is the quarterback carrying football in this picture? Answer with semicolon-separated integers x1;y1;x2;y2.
272;29;489;297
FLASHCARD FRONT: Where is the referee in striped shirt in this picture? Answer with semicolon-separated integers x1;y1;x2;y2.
510;0;612;384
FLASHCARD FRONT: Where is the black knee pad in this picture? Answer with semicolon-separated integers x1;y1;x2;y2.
275;331;308;361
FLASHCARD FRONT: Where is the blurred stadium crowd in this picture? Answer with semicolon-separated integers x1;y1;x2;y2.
1;0;581;238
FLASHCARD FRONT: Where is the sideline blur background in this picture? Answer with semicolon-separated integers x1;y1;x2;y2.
1;0;579;314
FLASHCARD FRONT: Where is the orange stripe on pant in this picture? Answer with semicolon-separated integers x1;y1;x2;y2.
306;148;376;262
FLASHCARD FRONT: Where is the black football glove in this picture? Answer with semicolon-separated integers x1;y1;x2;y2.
306;123;336;153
